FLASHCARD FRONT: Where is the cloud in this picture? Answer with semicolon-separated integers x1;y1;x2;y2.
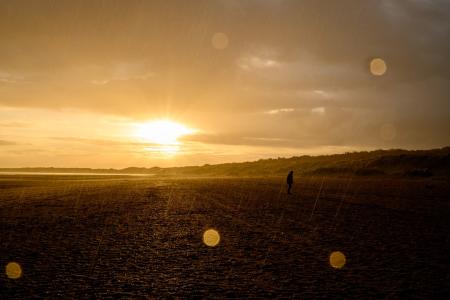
312;90;332;99
0;121;29;128
90;62;155;85
0;71;24;83
0;0;448;161
90;79;110;85
265;108;294;115
49;137;160;147
311;107;325;116
238;54;281;70
181;128;349;148
0;140;17;146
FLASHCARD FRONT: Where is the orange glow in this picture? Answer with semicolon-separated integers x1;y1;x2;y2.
134;120;196;145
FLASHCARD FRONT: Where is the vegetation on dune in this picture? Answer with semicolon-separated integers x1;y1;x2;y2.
157;147;450;177
1;147;449;177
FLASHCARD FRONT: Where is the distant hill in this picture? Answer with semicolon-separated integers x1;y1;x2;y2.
1;147;449;178
0;166;162;175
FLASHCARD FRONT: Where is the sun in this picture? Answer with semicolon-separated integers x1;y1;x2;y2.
134;120;196;145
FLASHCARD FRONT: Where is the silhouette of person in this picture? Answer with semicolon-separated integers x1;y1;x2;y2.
287;170;293;194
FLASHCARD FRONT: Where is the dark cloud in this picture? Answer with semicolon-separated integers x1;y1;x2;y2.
0;0;449;151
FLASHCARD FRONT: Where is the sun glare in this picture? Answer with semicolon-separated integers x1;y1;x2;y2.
134;120;196;146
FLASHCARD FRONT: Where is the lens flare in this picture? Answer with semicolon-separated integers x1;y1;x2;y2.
5;262;22;279
329;251;346;269
212;32;229;50
370;58;387;76
203;229;220;247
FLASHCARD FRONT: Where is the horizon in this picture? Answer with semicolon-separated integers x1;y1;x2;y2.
1;1;449;168
2;146;448;170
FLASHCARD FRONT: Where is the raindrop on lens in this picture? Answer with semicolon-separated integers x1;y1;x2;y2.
203;229;220;247
5;262;22;279
329;251;346;269
211;33;229;50
370;58;387;76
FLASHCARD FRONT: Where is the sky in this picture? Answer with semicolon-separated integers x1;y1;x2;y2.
1;0;449;168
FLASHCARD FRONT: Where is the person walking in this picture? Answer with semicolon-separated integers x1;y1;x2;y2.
287;170;294;195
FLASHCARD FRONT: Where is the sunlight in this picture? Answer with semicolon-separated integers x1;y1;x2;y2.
134;120;196;145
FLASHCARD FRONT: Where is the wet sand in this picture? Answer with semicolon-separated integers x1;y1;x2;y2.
1;175;449;298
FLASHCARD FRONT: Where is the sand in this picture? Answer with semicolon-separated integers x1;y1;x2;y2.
1;175;449;298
